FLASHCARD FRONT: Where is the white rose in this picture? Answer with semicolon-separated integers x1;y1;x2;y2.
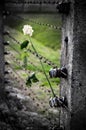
22;25;34;36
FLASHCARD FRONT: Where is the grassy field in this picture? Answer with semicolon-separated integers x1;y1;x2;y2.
4;13;61;114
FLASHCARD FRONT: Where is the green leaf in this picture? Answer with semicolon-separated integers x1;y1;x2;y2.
26;77;32;86
30;73;39;83
26;73;39;86
20;40;29;50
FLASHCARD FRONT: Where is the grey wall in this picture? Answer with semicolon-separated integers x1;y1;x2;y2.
60;0;86;130
4;2;57;13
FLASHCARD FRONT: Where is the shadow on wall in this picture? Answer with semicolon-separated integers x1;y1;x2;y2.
70;107;86;130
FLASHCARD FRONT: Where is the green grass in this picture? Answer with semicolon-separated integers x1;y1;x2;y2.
19;13;61;26
5;26;61;65
5;13;61;50
4;13;61;98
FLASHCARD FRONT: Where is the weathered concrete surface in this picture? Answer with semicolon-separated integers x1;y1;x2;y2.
4;2;57;13
60;0;86;130
0;95;50;130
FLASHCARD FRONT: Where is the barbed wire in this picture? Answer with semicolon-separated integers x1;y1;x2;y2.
5;54;53;110
5;30;59;97
6;54;52;95
5;65;47;109
15;14;61;31
5;37;49;74
7;34;58;68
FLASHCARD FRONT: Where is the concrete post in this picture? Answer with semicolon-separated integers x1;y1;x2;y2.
0;4;4;98
60;0;86;130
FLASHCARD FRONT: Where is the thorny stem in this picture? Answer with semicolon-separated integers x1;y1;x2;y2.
29;37;56;97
